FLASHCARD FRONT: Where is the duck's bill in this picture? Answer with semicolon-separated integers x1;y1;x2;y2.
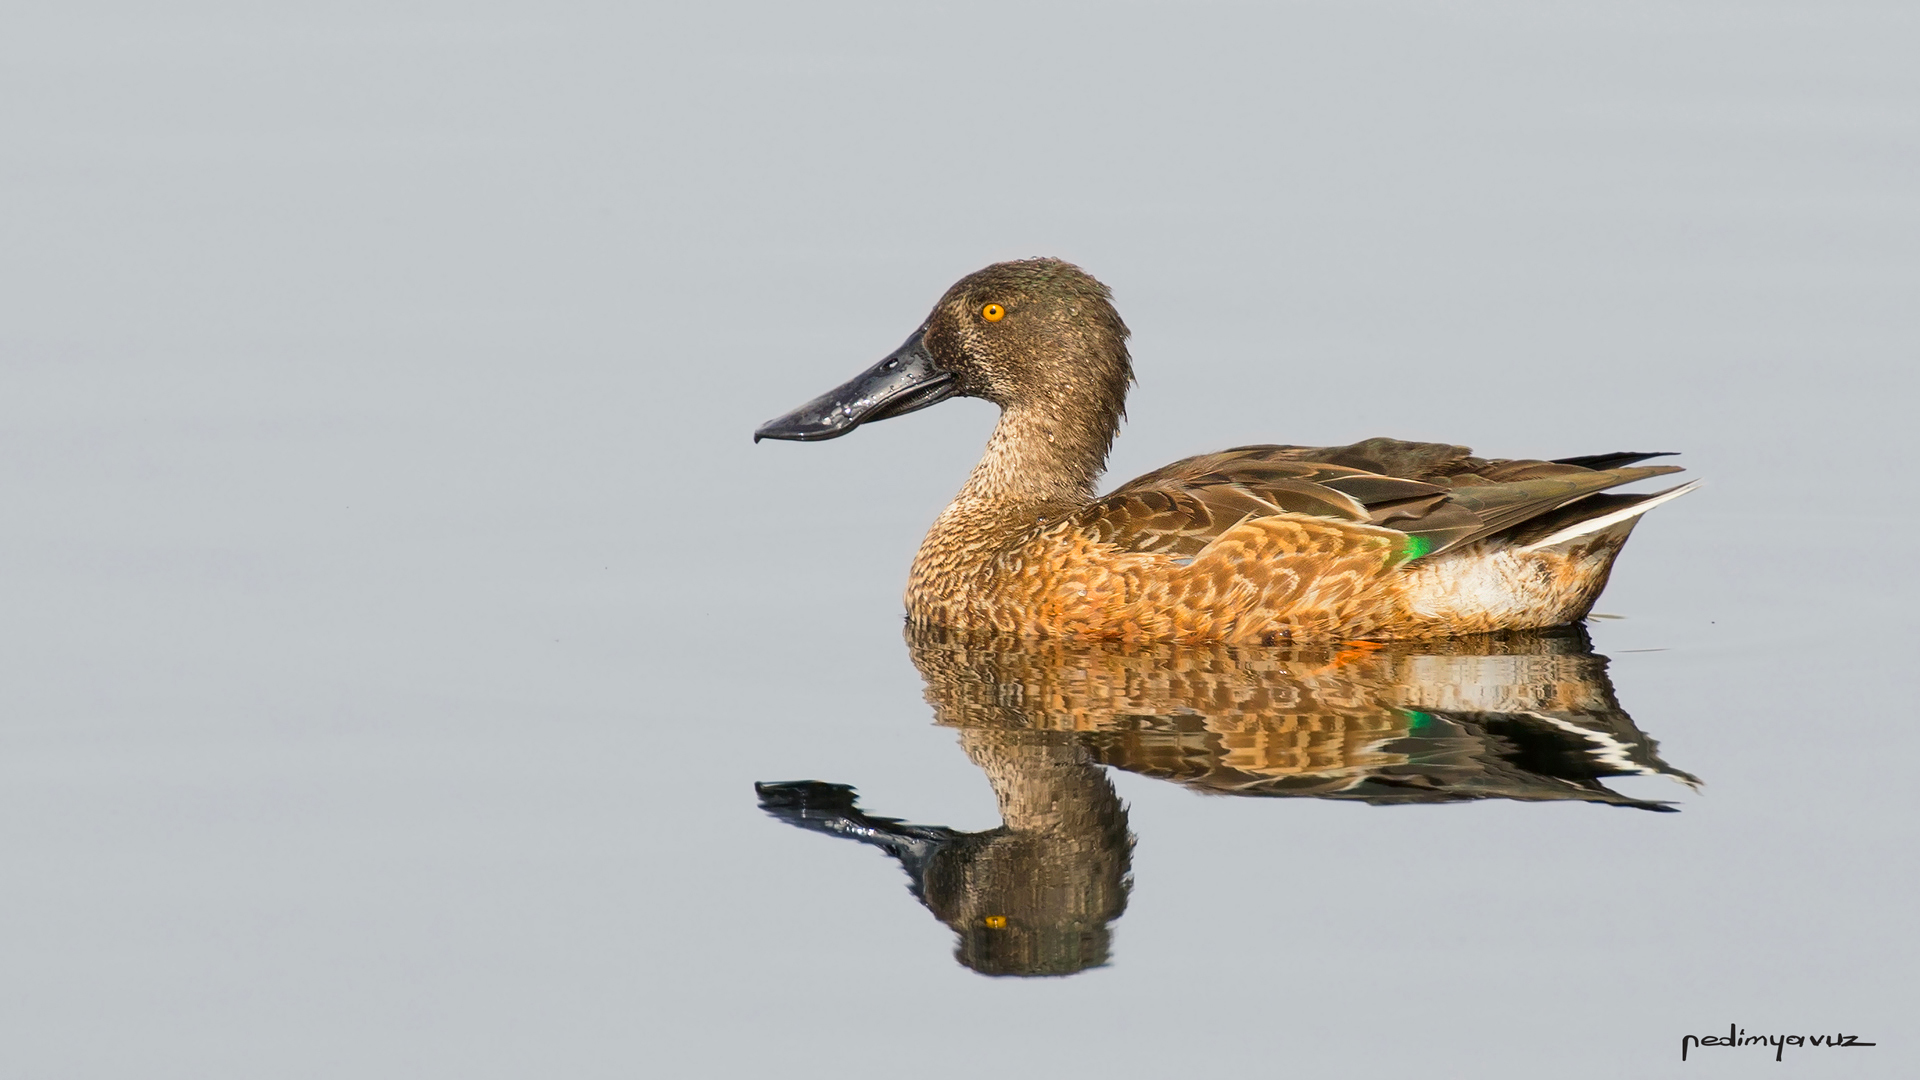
754;329;957;442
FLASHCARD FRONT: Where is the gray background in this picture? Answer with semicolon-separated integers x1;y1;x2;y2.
3;1;1915;1076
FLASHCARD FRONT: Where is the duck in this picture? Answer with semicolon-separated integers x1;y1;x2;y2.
755;258;1695;642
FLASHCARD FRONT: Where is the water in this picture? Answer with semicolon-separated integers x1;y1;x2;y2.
3;3;1915;1077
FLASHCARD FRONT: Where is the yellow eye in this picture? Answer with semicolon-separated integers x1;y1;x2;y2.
981;303;1005;322
983;915;1007;929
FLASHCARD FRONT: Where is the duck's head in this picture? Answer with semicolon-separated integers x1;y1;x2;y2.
754;257;1132;443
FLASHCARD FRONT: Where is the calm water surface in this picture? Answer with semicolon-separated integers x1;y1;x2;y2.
3;3;1916;1077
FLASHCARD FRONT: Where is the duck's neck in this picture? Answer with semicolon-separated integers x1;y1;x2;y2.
908;395;1120;608
950;397;1120;521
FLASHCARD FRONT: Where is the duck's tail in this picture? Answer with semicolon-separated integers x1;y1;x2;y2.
1516;480;1701;553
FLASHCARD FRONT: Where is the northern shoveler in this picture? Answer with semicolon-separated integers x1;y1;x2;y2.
756;258;1695;641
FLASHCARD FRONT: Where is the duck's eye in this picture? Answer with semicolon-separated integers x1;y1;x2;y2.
980;303;1005;322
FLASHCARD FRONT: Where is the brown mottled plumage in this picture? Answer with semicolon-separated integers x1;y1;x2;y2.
756;258;1697;641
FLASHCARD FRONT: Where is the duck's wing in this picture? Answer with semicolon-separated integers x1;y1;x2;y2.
1134;437;1678;483
1086;439;1684;561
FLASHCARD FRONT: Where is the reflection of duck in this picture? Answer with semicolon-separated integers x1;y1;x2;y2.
758;625;1697;976
909;623;1700;808
756;258;1695;641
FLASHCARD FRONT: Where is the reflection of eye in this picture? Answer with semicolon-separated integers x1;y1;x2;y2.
981;303;1005;322
983;915;1007;929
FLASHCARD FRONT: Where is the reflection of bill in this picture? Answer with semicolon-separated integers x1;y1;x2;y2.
758;624;1699;977
1681;1025;1876;1062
